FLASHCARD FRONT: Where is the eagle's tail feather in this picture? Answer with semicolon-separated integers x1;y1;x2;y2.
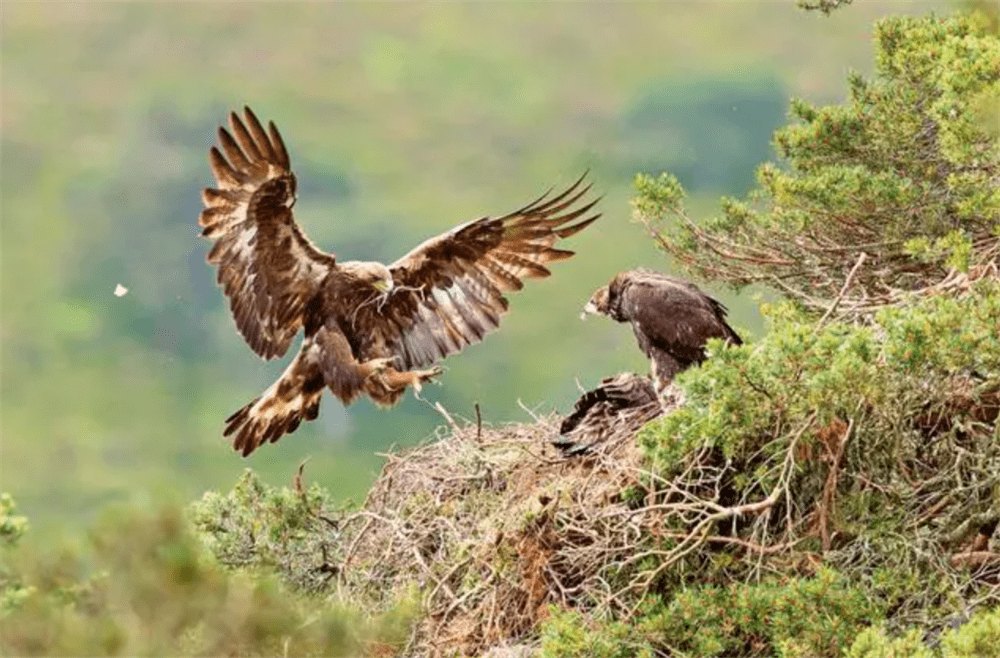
724;322;744;347
223;346;325;457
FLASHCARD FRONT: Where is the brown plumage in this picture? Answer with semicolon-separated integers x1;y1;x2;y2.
200;106;600;456
581;269;742;389
554;372;665;456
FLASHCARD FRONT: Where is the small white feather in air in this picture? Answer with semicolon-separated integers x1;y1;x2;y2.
114;284;128;297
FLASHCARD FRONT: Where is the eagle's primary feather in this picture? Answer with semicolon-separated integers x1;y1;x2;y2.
582;269;741;389
201;107;601;456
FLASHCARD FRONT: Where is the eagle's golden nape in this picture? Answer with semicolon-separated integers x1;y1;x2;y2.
199;106;601;456
582;269;742;391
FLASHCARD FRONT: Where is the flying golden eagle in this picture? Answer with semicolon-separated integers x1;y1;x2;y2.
200;107;600;456
581;269;741;390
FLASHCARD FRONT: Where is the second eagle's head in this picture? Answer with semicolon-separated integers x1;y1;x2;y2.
581;271;633;322
581;285;610;320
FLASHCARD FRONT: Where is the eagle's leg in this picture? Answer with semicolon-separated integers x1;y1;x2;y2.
369;365;443;393
362;357;397;373
363;365;443;406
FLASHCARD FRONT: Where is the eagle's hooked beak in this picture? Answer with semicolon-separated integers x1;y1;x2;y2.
373;278;394;294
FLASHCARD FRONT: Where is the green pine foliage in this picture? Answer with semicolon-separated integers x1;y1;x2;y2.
0;494;414;656
604;9;1000;657
648;567;881;658
849;607;1000;658
939;607;1000;658
188;468;354;594
540;608;654;658
627;279;999;645
542;567;881;658
641;281;1000;471
634;12;999;318
0;494;34;615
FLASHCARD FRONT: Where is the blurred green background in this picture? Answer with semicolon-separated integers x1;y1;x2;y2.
1;1;944;535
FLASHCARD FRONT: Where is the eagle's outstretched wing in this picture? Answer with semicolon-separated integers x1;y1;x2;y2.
199;107;336;360
353;175;601;369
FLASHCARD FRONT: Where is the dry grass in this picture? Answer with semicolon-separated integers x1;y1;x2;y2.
331;401;670;656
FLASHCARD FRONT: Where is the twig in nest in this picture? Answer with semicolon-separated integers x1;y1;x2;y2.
949;552;1000;569
908;492;954;529
816;251;867;329
617;412;816;614
819;416;853;552
411;388;461;434
432;401;460;434
293;458;311;509
291;457;339;530
475;402;483;442
517;398;544;422
428;557;473;612
340;515;376;575
677;532;806;555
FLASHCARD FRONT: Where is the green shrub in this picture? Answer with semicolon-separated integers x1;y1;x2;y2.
540;608;655;658
0;495;413;656
540;567;884;658
0;493;33;615
848;626;934;658
634;12;999;318
848;606;1000;658
642;567;881;658
941;607;1000;658
188;468;345;593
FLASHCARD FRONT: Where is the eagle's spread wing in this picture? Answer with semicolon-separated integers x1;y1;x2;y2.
199;107;336;359
354;175;600;370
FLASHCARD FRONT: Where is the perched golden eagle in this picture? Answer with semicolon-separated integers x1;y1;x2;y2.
581;269;741;389
200;107;600;456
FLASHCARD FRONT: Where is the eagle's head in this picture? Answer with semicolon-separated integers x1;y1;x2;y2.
582;272;633;321
581;285;610;320
341;261;395;294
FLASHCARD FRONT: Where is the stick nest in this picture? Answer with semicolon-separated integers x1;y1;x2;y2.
326;372;999;656
333;392;674;656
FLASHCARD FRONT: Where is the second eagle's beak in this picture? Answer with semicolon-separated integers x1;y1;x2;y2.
580;301;598;321
373;278;394;294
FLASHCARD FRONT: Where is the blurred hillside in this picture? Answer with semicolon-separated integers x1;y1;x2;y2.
0;1;947;533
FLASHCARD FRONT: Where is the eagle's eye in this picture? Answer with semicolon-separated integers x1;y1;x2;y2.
372;274;394;293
